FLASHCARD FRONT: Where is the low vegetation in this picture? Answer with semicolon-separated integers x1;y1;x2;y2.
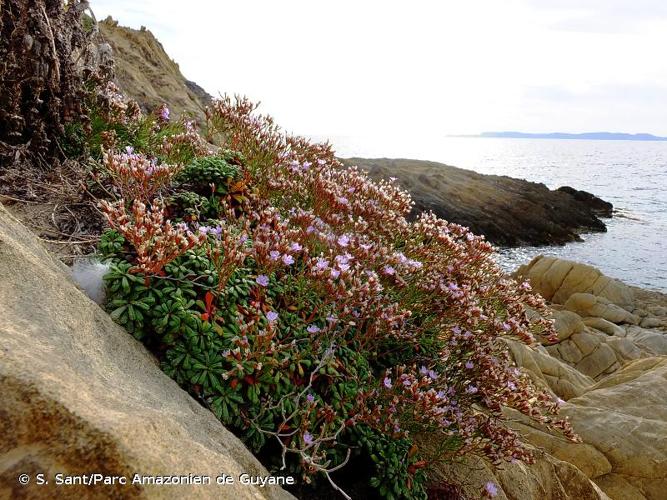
82;86;577;499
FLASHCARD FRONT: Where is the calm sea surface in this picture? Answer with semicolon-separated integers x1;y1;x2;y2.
324;136;667;292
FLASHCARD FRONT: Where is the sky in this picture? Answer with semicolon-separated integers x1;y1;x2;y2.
92;0;667;137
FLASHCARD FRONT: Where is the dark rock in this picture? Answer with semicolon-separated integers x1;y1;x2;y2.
557;186;613;217
342;157;610;247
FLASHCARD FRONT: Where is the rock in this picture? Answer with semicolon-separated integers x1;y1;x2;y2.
556;339;585;364
341;158;611;247
571;331;602;357
506;340;594;400
605;337;642;361
583;317;626;337
506;409;612;480
0;204;292;500
563;357;667;499
575;344;618;379
426;448;609;500
556;186;614;218
595;474;647;500
553;310;585;340
641;317;667;329
624;327;667;356
514;256;634;309
564;293;639;324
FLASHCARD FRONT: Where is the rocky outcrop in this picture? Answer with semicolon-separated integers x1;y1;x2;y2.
556;186;613;218
515;256;667;380
99;18;212;124
0;204;292;499
508;256;667;499
341;157;611;247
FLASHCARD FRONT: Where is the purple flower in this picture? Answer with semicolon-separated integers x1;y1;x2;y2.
282;254;295;265
307;324;321;333
266;311;279;323
317;159;326;166
447;282;459;291
465;361;474;369
383;377;392;389
306;225;316;234
330;268;340;279
466;385;478;394
337;196;349;205
452;326;462;335
256;275;269;287
326;315;337;322
290;242;303;252
428;370;438;380
337;234;350;247
306;394;315;403
507;381;516;391
383;265;396;276
198;226;209;235
160;106;170;121
211;226;223;238
338;263;350;272
502;322;511;331
269;250;281;261
125;145;134;154
315;258;329;270
420;366;429;376
303;432;314;446
302;161;312;170
485;482;498;497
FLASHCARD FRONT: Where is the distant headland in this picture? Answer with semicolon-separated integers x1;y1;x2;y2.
461;131;667;141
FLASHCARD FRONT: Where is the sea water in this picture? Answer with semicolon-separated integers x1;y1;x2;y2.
326;136;667;292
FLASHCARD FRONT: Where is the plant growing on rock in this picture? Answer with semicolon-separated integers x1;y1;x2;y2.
98;95;577;499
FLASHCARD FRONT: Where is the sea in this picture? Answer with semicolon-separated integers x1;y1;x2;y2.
324;136;667;293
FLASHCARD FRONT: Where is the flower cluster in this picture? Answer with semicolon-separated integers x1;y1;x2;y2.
98;95;576;499
103;150;180;202
100;199;205;275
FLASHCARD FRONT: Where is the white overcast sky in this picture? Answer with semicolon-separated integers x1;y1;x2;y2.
92;0;667;136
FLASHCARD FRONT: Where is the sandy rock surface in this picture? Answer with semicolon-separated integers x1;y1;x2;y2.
0;204;293;499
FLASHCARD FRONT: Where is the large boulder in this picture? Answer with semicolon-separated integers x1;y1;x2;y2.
514;256;634;309
0;204;292;499
563;358;667;499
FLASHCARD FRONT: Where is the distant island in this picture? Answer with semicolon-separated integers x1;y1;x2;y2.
466;131;667;141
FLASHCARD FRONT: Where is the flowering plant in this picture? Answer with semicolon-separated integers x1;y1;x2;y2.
98;95;576;499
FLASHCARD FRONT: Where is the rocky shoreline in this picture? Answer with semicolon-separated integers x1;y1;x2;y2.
342;157;613;247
